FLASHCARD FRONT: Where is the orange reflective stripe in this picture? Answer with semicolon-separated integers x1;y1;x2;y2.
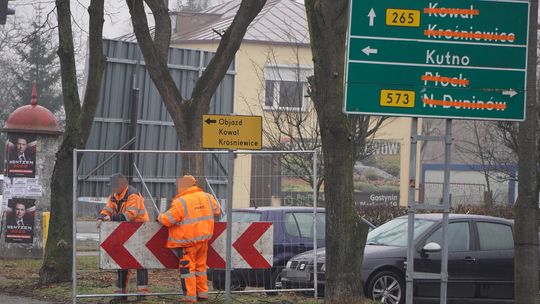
177;215;214;226
178;198;189;218
165;211;178;224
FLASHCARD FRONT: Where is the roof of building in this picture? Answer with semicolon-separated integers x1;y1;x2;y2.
171;0;309;45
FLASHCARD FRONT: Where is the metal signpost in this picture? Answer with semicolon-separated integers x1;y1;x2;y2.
344;0;530;303
202;114;262;304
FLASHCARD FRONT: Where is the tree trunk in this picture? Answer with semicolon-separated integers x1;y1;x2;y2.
127;0;266;176
39;136;76;283
39;0;105;284
179;111;205;178
305;0;369;302
514;0;539;301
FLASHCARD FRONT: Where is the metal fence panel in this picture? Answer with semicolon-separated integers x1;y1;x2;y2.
73;150;318;303
79;39;235;202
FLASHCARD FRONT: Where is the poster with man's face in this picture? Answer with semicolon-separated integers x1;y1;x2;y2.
6;133;37;178
4;199;35;243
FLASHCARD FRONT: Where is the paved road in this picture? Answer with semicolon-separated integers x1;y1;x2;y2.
0;295;51;304
77;221;98;241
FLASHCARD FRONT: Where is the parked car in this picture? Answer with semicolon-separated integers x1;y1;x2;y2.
208;206;374;292
208;207;325;291
282;214;528;304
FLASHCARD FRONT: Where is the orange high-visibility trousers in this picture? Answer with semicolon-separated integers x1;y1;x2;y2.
179;242;209;302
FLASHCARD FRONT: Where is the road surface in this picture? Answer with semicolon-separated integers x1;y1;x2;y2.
77;221;98;241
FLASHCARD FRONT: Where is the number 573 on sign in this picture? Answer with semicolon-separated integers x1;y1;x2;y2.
380;90;415;108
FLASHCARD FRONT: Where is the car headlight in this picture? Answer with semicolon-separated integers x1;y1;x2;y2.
286;260;292;268
321;263;326;271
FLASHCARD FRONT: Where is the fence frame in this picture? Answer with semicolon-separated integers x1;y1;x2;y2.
72;149;318;303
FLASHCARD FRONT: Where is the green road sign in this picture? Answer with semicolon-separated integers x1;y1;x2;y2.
344;0;530;121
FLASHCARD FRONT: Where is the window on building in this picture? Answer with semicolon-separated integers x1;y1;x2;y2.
264;66;311;111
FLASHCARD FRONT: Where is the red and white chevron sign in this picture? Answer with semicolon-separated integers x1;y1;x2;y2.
100;222;179;269
207;222;273;269
99;222;273;269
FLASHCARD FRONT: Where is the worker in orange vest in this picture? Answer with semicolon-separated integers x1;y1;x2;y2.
97;173;150;301
158;175;221;303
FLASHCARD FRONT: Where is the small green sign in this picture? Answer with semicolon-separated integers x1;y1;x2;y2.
344;0;530;121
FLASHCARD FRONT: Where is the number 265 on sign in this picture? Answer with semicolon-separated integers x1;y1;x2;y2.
380;90;415;108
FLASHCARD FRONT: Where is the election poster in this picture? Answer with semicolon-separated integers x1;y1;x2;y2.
6;133;37;178
4;198;35;243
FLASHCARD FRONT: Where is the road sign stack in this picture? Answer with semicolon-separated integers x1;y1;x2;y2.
344;0;529;121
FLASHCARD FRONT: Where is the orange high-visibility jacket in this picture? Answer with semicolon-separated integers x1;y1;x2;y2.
100;185;149;222
158;186;221;248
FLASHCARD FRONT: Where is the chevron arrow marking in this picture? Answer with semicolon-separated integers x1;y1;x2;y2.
232;222;273;268
145;226;179;268
207;222;227;268
100;222;143;269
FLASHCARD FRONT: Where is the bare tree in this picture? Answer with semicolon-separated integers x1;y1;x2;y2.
247;43;387;201
454;121;518;204
126;0;267;178
305;0;370;301
39;0;106;283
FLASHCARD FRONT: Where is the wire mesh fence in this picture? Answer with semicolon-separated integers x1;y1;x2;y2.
72;149;319;303
422;182;486;205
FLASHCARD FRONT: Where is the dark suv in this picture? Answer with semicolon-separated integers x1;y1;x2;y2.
208;207;326;291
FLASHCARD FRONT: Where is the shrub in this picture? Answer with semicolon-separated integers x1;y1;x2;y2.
357;203;514;227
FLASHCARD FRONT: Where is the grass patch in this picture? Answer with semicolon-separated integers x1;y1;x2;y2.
0;257;336;303
77;240;99;252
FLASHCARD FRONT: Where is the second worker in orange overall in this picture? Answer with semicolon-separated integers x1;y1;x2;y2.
158;175;221;303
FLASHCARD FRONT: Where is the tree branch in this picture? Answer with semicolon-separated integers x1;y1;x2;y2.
80;0;106;143
126;0;186;127
190;0;267;113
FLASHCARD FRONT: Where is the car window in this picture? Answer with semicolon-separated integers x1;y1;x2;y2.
284;213;301;237
367;218;436;247
477;222;513;250
316;212;325;240
220;211;262;223
284;212;323;238
425;222;470;252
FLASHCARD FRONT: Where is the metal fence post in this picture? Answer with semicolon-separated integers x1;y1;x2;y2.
440;119;453;304
406;118;418;304
72;149;78;304
225;151;234;304
312;150;318;299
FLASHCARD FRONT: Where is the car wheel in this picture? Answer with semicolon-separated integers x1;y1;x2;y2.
368;270;404;304
264;268;283;296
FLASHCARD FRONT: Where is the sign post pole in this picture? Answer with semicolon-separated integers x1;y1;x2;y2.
224;151;234;304
440;119;453;304
405;118;418;304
